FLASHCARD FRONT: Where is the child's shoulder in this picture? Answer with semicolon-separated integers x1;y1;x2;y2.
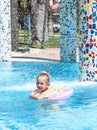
34;89;40;94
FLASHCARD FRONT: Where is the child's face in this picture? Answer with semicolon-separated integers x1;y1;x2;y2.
36;76;50;93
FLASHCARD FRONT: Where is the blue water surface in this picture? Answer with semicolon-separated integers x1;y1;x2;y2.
0;61;97;130
0;61;79;87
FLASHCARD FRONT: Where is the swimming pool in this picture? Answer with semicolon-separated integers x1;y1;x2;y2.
0;61;97;130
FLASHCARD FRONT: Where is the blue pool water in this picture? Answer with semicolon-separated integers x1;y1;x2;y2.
0;61;97;130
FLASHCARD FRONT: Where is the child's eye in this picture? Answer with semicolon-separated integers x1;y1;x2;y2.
37;82;44;85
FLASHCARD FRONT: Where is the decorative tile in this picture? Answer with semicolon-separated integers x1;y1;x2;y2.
0;0;11;61
60;0;76;62
79;1;97;81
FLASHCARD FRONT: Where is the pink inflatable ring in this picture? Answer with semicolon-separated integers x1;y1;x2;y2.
49;88;73;100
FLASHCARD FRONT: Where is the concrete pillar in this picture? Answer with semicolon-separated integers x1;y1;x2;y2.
79;0;97;81
60;0;76;62
48;14;54;37
37;3;48;42
0;0;11;61
11;0;18;51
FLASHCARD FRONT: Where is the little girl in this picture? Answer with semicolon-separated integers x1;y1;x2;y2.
29;71;64;100
29;71;52;100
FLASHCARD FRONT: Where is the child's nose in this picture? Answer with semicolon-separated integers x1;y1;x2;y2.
38;83;42;86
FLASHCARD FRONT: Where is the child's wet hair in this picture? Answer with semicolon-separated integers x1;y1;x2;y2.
41;71;49;76
37;71;50;83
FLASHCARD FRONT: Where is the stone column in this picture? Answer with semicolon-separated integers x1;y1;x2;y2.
37;3;48;42
79;0;97;81
0;0;11;61
11;0;18;51
60;0;76;62
48;13;54;37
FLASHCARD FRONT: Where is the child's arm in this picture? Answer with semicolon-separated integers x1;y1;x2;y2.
29;90;40;99
29;90;48;100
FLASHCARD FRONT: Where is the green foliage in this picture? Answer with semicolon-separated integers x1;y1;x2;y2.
18;30;28;35
44;35;60;48
18;30;31;46
18;30;60;48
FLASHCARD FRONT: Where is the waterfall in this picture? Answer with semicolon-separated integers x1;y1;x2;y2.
0;0;11;61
